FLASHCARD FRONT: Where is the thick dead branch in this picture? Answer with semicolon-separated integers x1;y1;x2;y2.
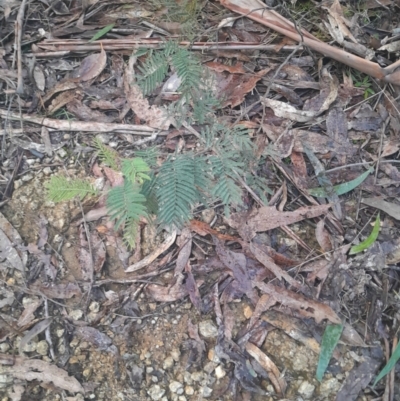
219;0;400;86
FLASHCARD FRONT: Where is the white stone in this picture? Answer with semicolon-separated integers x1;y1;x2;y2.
298;381;315;399
199;320;218;338
169;381;183;393
147;385;165;400
215;365;226;379
36;340;49;356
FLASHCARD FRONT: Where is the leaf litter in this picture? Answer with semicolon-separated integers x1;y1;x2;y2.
1;0;400;400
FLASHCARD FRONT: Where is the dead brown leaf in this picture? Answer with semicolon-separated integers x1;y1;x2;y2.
30;281;82;299
66;98;115;122
245;342;287;396
205;61;246;74
315;220;333;252
215;68;271;108
75;47;107;82
249;242;302;288
0;353;84;393
227;204;332;242
124;57;171;130
255;281;341;324
362;197;400;220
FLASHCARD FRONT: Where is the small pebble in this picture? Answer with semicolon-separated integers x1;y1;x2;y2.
36;340;49;356
185;386;194;395
147;384;165;400
163;356;174;369
202;387;213;398
169;381;183;393
215;365;226;379
198;320;218;338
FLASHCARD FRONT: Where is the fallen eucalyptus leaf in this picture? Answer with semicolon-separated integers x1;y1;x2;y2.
316;323;343;381
309;167;373;197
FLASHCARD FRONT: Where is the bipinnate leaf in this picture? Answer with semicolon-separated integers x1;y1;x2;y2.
309;167;373;197
156;154;204;228
373;339;400;387
46;176;98;202
94;137;120;170
349;214;380;255
316;324;343;381
122;158;151;184
107;179;148;246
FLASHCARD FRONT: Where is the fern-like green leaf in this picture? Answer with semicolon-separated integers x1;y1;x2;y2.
135;147;159;167
122;219;140;249
93;138;120;170
156;154;200;228
107;179;148;230
46;176;98;202
141;173;159;215
209;156;243;214
137;50;169;95
122;158;151;184
171;47;202;98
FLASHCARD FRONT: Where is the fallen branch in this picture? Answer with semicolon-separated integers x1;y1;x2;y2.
0;109;158;134
31;39;302;57
219;0;400;86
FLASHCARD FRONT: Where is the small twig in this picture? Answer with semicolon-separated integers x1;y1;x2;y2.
43;298;55;360
15;0;28;95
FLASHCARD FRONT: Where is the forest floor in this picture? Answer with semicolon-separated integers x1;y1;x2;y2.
1;1;400;400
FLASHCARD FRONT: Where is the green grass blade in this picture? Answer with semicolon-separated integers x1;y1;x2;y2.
316;324;343;382
349;214;380;255
89;24;115;42
373;339;400;387
309;167;373;197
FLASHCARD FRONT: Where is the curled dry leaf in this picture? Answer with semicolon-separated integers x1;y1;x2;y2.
245;342;287;396
0;353;84;393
